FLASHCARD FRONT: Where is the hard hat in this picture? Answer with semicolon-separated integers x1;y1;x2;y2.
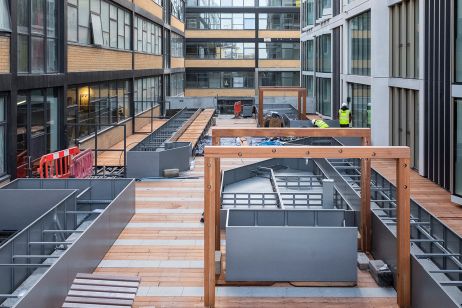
342;102;348;107
311;119;316;125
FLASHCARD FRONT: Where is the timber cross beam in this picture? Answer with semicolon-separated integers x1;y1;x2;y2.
203;145;411;308
211;127;372;252
258;87;308;127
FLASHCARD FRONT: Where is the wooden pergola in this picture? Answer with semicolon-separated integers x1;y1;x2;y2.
204;128;411;308
258;87;308;127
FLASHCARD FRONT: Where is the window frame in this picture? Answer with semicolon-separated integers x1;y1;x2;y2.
0;95;7;176
18;0;59;74
0;0;11;32
67;0;131;51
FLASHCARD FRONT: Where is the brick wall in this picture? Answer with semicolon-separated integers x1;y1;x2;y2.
68;45;132;72
185;59;255;68
134;53;163;70
259;60;300;68
171;57;185;69
134;0;163;20
0;36;10;73
171;17;185;33
79;106;161;150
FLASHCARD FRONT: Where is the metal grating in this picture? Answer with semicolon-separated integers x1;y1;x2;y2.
131;108;199;152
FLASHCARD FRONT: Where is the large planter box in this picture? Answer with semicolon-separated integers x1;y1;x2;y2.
127;142;191;178
225;209;357;282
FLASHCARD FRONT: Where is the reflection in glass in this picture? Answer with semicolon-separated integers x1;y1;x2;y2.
456;100;462;196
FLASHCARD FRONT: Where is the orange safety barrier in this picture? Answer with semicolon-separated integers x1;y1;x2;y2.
38;147;80;179
70;149;94;178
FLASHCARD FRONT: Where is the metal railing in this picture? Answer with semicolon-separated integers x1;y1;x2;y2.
280;192;323;208
69;123;127;177
133;102;164;134
131;108;199;152
221;192;279;209
275;175;324;190
326;156;462;296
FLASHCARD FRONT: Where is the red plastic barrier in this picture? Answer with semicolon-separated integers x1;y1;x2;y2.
70;149;94;178
38;147;80;179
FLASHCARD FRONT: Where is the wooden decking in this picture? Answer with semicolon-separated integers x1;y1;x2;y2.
97;120;167;167
95;156;397;307
373;159;462;236
95;116;399;307
177;109;215;149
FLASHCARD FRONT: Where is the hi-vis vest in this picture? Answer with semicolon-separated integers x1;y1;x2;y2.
339;109;351;125
316;119;329;128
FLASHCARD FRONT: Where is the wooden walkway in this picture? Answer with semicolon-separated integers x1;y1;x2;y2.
97;120;167;167
372;159;462;236
177;109;215;149
95;116;397;307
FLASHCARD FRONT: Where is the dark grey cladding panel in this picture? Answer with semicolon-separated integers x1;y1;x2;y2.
0;189;76;235
332;26;341;119
424;0;451;190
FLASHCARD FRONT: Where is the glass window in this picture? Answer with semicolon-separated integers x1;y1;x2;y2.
172;0;185;22
134;16;162;55
316;77;331;117
349;11;371;76
258;71;300;87
259;13;299;30
31;36;45;73
306;40;314;71
302;74;314;97
133;76;162;115
68;0;131;50
0;0;11;31
315;34;331;73
258;42;300;60
16;89;59;177
391;0;419;79
0;96;6;176
17;0;58;73
302;0;314;27
171;32;184;58
260;0;297;7
456;100;462;196
68;5;78;42
185;42;255;60
347;83;370;128
315;0;331;19
456;1;462;82
67;80;131;141
170;73;185;97
186;71;255;88
91;13;104;46
390;87;419;168
186;12;255;30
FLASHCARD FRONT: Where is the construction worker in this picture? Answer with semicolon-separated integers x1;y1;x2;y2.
312;119;329;128
233;101;242;118
338;102;352;128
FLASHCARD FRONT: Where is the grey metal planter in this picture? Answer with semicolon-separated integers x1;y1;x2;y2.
0;178;135;308
225;209;358;283
127;142;192;178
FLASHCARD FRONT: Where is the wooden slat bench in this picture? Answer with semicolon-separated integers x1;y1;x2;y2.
62;273;140;308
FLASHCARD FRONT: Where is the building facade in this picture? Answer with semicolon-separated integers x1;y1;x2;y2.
0;0;185;180
184;0;301;112
301;0;461;202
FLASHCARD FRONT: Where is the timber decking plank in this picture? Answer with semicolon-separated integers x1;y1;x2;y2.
71;284;138;294
63;303;130;308
372;159;462;236
76;273;140;282
64;296;133;306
